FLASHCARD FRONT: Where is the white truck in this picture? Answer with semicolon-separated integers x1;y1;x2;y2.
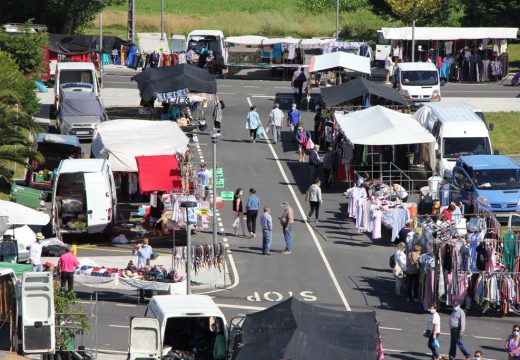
128;295;228;360
52;159;117;237
393;62;441;106
53;62;100;115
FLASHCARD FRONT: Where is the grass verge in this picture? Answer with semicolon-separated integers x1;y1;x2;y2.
486;112;520;155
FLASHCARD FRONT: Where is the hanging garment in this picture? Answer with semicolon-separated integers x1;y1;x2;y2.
390;207;409;243
372;209;382;240
503;231;518;271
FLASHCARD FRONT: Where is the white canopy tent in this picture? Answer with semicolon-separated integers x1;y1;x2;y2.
224;35;268;46
91;120;189;172
335;106;435;145
0;200;50;226
309;51;371;75
381;27;518;41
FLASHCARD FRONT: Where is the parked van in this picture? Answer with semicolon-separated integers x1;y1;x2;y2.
187;30;227;73
52;159;116;237
393;62;441;105
53;62;99;113
414;102;492;178
130;295;227;360
452;155;520;222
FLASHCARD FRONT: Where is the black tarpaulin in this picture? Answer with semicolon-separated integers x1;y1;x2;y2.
59;98;105;117
48;34;133;55
235;297;379;360
132;64;217;102
320;77;409;107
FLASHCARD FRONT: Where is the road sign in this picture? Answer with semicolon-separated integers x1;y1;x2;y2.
220;191;234;201
215;178;224;188
215;168;223;177
199;208;209;215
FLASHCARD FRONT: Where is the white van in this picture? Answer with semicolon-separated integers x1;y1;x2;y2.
54;62;100;113
129;295;227;360
52;159;116;237
187;30;228;67
394;62;441;105
414;102;493;178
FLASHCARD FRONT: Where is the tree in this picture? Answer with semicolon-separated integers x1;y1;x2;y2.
299;0;369;13
463;0;520;26
384;0;444;23
0;27;47;76
0;0;124;34
0;51;42;182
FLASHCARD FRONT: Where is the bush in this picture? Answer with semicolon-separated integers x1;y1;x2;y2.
341;9;402;40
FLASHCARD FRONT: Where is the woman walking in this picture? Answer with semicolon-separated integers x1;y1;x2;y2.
232;188;246;237
295;125;311;162
246;105;261;143
306;178;322;222
245;188;260;238
426;303;442;360
406;244;421;302
393;242;407;295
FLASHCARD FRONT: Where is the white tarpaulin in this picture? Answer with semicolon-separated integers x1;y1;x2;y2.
309;51;371;74
0;200;50;226
225;35;268;46
382;27;518;41
336;105;435;145
262;37;301;45
91;120;189;172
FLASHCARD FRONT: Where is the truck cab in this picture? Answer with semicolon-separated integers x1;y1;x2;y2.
130;295;227;360
394;62;441;106
54;62;100;113
452;155;520;222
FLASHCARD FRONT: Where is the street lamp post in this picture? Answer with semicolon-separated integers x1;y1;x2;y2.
335;0;339;41
181;201;197;295
210;128;220;245
411;19;416;62
160;0;164;41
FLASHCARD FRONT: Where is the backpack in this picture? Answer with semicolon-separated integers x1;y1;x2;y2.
389;254;396;268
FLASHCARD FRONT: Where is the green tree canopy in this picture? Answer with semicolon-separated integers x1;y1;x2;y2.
0;0;124;34
384;0;444;23
463;0;520;26
0;28;47;76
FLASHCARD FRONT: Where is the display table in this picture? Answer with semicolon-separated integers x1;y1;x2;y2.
74;274;187;295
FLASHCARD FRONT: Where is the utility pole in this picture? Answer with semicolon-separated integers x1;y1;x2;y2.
99;11;103;89
160;0;164;40
411;19;416;62
181;201;197;295
335;0;339;40
128;0;135;43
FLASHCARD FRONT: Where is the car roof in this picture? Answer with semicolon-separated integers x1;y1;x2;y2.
459;155;520;170
188;30;224;37
422;102;483;124
36;133;80;146
397;62;438;71
58;159;107;174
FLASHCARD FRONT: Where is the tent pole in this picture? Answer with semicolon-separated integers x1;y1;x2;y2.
411;20;416;62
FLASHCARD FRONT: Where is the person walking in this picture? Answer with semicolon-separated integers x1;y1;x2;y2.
280;201;294;254
196;164;212;200
406;244;421;302
292;67;306;104
449;303;471;360
295;125;311;163
232;188;247;237
29;232;44;272
58;247;79;293
393;242;407;295
426;303;442;360
268;103;284;144
260;207;273;255
505;325;520;359
306;178;322;222
287;103;301;132
246;105;261;143
245;188;260;238
308;144;321;183
384;53;394;84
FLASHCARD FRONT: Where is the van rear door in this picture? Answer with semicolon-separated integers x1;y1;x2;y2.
128;317;162;360
21;272;55;354
84;172;110;230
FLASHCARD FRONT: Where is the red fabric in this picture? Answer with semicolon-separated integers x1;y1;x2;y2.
136;155;181;194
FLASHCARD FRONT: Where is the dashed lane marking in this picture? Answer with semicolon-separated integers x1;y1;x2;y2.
108;325;129;329
246;96;351;312
379;326;403;331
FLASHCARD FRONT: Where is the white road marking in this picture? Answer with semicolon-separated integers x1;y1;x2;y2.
216;303;266;311
243;85;259;88
251;95;274;98
108;324;129;328
246;96;351;312
93;349;128;354
379;326;402;331
473;335;503;341
218;222;224;227
219;84;233;87
115;303;136;307
218;92;236;95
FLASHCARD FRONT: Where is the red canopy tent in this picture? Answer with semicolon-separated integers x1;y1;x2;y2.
135;155;181;194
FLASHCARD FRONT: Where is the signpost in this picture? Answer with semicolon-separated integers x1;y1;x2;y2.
220;191;234;201
215;178;225;188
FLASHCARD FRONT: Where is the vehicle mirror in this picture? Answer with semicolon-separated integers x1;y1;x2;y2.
488;122;494;131
493;149;500;155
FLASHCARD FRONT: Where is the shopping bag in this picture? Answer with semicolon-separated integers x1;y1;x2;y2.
305;138;314;151
256;125;264;139
232;217;239;229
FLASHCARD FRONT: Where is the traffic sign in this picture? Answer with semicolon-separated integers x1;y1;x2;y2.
215;167;223;177
215;178;224;188
220;191;234;201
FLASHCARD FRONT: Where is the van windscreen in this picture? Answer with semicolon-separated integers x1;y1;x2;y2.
443;137;491;158
401;70;438;86
60;70;93;85
473;169;520;190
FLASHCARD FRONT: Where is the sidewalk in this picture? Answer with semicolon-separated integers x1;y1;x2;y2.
443;96;520;111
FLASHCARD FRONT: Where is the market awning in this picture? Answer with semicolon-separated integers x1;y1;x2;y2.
132;64;217;102
381;27;519;41
262;37;301;45
0;200;50;226
320;78;409;107
135;155;181;194
0;262;32;277
48;34;133;55
336;105;435;145
224;35;269;46
309;51;371;74
235;297;379;360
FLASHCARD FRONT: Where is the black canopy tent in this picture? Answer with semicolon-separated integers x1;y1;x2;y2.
132;64;217;102
320;77;409;107
48;34;133;55
234;297;380;360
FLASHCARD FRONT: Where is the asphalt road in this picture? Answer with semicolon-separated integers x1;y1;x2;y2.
71;73;519;359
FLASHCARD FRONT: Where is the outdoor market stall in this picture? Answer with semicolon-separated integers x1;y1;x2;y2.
308;51;372;86
380;27;519;82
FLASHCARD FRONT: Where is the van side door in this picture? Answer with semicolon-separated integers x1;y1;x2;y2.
128;317;162;360
84;172;111;231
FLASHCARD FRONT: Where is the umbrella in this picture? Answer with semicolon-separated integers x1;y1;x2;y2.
235;297;379;360
132;64;217;102
0;200;50;226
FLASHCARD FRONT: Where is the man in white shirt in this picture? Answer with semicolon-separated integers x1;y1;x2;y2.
393;183;409;202
268;103;284;144
29;233;44;272
384;53;394;83
196;164;212;200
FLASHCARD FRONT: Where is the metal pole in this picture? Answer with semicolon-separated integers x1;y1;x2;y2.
411;19;416;62
335;0;339;41
212;136;217;245
160;0;164;40
99;11;103;89
171;194;175;271
131;0;135;43
186;216;191;295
